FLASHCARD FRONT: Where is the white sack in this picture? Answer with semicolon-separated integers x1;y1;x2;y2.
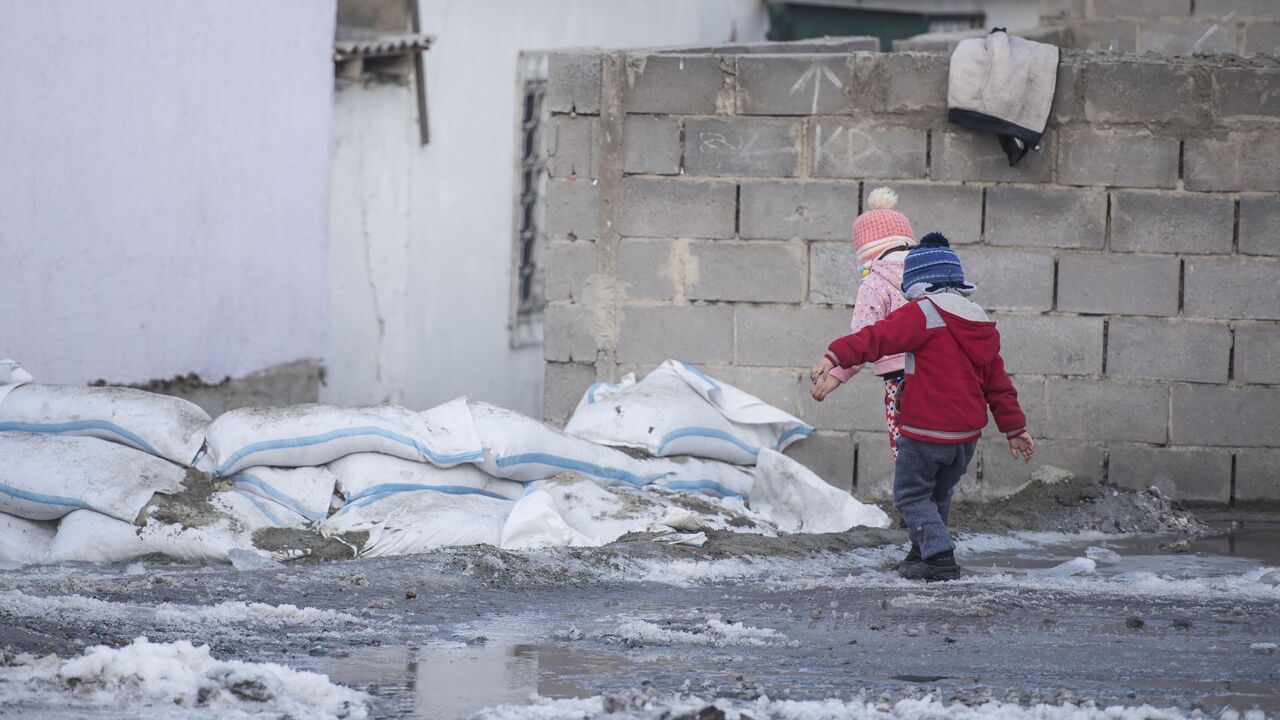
0;384;210;467
565;360;812;465
0;360;34;406
0;433;186;522
229;466;338;523
319;490;509;558
327;452;524;504
499;488;598;550
206;397;483;477
213;488;313;531
751;449;890;533
0;513;56;565
471;401;755;499
44;509;251;564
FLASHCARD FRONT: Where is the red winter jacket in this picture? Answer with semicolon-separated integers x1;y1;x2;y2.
824;293;1027;444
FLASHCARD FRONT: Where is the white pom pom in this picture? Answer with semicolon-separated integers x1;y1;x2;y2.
866;187;898;211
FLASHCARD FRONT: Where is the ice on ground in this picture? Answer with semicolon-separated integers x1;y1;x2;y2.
0;637;366;719
0;590;358;630
1085;546;1121;564
605;613;787;648
472;691;1224;720
1036;557;1097;577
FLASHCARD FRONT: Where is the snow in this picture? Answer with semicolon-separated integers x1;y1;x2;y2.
0;637;366;719
1084;547;1121;564
0;590;359;630
607;613;788;648
472;693;1224;720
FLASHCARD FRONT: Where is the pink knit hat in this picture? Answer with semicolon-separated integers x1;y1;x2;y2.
853;187;916;272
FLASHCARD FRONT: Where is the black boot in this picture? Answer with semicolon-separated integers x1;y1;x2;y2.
894;543;922;572
898;550;961;582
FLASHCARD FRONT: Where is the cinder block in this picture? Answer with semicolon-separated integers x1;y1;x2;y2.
1092;0;1189;16
1056;128;1179;188
1049;61;1084;125
808;242;858;306
1184;256;1280;320
881;183;984;245
622;54;726;114
1057;254;1180;316
1106;318;1231;383
980;440;1103;499
622;116;681;175
618;239;677;301
1047;378;1168;443
1240;195;1280;256
932;127;1053;183
543;304;597;363
799;366;892;433
810;120;926;179
1138;19;1238;55
963;248;1055;312
1042;0;1086;21
547;52;601;115
1244;21;1280;56
545;240;597;302
847;52;950;115
1072;20;1139;52
686;241;805;303
1213;68;1280;119
990;315;1105;376
684;118;802;177
1108;447;1230;505
985;187;1106;249
545;179;600;240
543;362;597;424
1186;132;1280;192
616;305;733;365
1082;60;1198;125
784;432;856;493
1235;449;1280;505
735;305;853;367
1234;323;1280;384
854;431;896;502
739;181;859;241
981;375;1046;441
736;55;852;115
547;117;597;179
700;365;802;415
1111;191;1234;254
1196;0;1277;17
616;178;735;239
1171;385;1280;446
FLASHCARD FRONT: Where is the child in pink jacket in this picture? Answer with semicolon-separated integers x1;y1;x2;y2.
811;187;916;457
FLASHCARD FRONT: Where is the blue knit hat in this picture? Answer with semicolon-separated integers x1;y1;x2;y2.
901;232;971;293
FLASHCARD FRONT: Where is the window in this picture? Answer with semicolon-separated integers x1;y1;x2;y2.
510;52;548;347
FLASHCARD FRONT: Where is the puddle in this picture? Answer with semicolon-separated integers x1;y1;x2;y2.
960;522;1280;580
308;641;649;720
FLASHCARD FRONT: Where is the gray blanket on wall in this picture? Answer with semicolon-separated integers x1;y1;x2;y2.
947;29;1060;166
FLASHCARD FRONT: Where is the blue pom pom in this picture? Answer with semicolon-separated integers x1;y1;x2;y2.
920;232;950;247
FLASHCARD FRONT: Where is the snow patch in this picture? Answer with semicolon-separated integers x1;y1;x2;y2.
606;614;787;648
0;637;366;719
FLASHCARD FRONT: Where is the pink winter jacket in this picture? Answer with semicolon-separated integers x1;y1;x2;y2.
829;251;910;382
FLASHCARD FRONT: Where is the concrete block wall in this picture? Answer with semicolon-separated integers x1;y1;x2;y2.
543;46;1280;507
1037;0;1280;55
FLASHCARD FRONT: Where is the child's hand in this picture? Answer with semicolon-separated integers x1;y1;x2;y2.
1008;432;1035;463
809;357;835;384
811;373;841;402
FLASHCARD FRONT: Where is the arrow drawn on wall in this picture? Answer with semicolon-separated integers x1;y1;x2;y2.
789;64;844;114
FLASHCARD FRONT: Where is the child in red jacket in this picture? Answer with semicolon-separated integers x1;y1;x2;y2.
811;233;1035;581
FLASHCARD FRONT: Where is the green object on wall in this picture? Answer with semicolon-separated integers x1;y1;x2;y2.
767;3;933;51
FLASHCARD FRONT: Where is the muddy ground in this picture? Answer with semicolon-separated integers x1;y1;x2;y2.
0;480;1276;719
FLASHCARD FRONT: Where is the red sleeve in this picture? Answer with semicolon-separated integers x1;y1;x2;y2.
982;351;1027;437
825;302;928;370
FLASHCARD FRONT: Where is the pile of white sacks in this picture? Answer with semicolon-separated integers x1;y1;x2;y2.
0;359;888;566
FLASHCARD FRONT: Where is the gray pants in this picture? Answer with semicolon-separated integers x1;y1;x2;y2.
893;435;978;559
